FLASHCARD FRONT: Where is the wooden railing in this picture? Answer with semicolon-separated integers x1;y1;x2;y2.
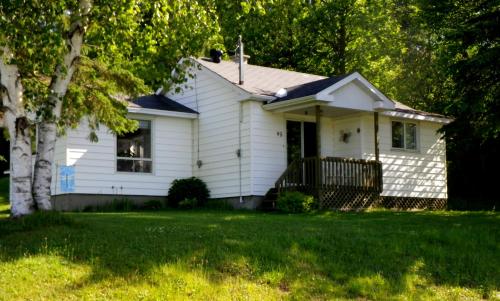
275;157;383;195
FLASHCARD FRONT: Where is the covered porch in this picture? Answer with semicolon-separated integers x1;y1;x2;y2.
262;73;394;209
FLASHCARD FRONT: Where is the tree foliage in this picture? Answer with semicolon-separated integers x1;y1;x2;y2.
1;0;222;137
0;0;223;215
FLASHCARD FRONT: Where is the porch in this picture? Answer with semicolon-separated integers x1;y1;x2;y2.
262;73;395;209
274;156;383;209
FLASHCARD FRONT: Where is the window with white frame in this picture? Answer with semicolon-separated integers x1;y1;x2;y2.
116;120;152;173
391;120;417;150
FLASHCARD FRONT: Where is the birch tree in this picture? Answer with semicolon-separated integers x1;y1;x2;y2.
0;0;222;217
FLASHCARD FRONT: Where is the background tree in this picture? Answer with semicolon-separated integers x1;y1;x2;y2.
212;0;405;98
417;0;499;209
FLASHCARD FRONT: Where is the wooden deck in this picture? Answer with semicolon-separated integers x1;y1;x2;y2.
275;157;383;209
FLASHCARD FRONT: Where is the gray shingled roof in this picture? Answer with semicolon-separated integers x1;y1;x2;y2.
392;101;448;119
130;94;198;114
195;58;325;97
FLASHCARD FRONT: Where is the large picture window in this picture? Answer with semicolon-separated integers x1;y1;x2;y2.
392;121;417;150
117;120;152;173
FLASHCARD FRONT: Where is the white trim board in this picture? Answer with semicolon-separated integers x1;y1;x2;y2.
383;111;452;124
127;107;198;119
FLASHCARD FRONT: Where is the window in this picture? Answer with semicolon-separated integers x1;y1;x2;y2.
116;120;152;173
392;121;417;150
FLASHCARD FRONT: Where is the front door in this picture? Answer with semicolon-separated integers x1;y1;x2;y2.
303;122;317;158
286;121;317;164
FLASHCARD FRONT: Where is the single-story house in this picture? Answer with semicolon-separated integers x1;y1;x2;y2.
45;56;450;210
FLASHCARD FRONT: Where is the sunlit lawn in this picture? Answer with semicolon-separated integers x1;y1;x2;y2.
0;177;499;300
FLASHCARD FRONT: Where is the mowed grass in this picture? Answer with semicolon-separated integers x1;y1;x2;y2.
0;180;499;300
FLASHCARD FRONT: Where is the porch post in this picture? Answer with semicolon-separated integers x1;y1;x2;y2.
315;105;322;205
374;112;380;161
316;105;321;158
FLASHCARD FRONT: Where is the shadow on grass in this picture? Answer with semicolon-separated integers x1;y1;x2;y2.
0;210;498;299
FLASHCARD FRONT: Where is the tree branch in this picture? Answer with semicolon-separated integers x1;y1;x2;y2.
46;0;92;120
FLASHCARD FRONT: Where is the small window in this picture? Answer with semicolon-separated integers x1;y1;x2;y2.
117;120;152;173
392;121;417;150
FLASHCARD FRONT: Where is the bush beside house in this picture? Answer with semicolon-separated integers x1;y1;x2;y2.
276;191;316;213
167;177;210;208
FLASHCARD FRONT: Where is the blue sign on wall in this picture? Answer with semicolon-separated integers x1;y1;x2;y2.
59;165;75;193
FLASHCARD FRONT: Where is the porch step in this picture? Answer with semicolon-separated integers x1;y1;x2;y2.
259;188;278;211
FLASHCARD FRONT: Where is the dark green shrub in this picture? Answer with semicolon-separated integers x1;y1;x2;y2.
276;191;316;213
178;198;198;209
167;177;210;207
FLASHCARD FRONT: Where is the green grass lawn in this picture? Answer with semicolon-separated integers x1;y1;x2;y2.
0;180;499;300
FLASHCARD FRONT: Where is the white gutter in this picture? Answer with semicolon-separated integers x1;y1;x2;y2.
127;107;198;119
382;110;452;124
262;95;317;111
244;94;275;102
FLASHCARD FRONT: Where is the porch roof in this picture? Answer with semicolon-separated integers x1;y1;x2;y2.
272;74;353;101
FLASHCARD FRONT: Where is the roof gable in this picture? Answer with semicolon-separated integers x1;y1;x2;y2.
315;72;395;111
269;72;395;112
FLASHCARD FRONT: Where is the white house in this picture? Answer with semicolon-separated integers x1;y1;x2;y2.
48;56;450;210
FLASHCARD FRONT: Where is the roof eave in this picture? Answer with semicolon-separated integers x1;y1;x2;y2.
128;107;198;119
262;95;319;112
382;110;452;124
246;94;276;102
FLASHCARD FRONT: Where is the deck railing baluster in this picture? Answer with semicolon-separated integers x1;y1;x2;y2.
275;157;383;196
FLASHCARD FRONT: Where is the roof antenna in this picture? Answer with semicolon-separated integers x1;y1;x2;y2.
238;35;244;85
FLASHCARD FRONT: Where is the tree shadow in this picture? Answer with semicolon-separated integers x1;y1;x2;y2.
0;210;498;299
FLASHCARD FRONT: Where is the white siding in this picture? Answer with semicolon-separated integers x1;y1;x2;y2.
51;135;67;195
331;115;363;159
56;114;193;196
320;116;334;157
249;108;338;196
168;68;252;198
321;82;376;111
361;114;448;198
250;102;286;195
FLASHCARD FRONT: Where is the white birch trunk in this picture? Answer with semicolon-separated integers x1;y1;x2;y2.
10;117;35;216
32;0;91;210
32;122;56;210
1;48;35;217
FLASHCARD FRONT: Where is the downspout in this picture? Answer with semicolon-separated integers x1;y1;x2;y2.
238;35;244;203
194;74;201;169
238;102;243;203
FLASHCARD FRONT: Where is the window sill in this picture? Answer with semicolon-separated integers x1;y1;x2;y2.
390;148;420;154
116;171;154;175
